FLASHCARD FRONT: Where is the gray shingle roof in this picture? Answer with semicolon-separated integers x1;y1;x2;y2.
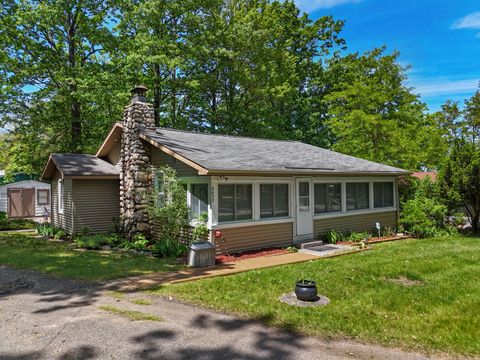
51;153;119;177
141;128;408;175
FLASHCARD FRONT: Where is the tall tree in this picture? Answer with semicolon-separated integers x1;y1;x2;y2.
463;89;480;143
434;100;462;141
0;0;122;153
324;47;446;170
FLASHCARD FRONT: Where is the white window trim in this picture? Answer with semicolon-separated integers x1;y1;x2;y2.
217;183;254;223
187;182;209;224
210;176;396;228
211;177;294;228
313;178;396;220
313;182;343;215
179;176;211;227
58;179;64;214
372;180;396;209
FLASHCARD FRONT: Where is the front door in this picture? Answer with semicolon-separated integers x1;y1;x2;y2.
295;178;313;240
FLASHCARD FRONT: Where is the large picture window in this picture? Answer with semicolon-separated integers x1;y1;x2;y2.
218;184;252;222
190;184;208;219
374;182;394;208
260;184;289;219
314;183;341;214
346;182;369;211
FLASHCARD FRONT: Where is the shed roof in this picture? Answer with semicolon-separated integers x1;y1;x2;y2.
41;153;119;180
139;127;408;176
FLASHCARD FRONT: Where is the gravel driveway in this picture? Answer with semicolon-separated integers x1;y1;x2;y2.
0;266;441;360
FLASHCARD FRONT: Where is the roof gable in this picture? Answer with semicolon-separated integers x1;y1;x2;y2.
41;154;119;180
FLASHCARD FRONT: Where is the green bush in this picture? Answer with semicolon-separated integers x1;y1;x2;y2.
75;234;114;250
147;166;191;258
151;239;188;258
119;233;149;251
36;223;66;239
192;212;209;241
400;177;455;238
0;216;36;231
324;229;342;244
346;231;370;242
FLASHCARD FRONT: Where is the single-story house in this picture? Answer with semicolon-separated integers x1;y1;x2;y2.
41;86;408;253
0;179;51;218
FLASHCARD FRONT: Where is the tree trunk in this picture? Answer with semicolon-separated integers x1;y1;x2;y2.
472;210;480;234
67;11;81;152
153;63;161;127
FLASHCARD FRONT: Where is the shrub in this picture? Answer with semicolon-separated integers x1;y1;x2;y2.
75;234;114;250
380;226;396;237
400;177;454;238
346;231;370;242
324;229;342;244
192;212;209;242
401;197;448;238
151;239;188;258
0;217;36;231
147;166;190;258
36;223;65;239
0;211;7;221
119;234;150;251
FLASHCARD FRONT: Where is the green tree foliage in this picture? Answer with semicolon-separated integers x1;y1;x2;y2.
438;141;480;233
0;0;456;177
324;48;447;170
400;177;449;238
0;0;125;161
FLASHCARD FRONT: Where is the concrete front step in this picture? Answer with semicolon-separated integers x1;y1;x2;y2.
297;240;325;249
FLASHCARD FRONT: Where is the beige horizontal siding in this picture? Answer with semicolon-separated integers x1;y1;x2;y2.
73;179;120;234
314;210;398;238
151;147;198;177
51;171;74;234
215;222;293;254
107;140;121;166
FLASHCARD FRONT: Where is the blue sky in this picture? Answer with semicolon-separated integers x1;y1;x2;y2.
295;0;480;112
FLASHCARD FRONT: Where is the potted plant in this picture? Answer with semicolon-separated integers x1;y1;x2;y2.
295;279;318;301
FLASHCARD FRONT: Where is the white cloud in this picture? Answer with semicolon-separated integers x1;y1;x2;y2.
412;78;479;96
294;0;361;13
452;12;480;29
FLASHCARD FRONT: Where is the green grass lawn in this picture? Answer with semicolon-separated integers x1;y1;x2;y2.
0;232;184;281
151;236;480;356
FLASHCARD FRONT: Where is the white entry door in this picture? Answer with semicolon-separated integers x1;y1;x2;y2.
296;178;313;240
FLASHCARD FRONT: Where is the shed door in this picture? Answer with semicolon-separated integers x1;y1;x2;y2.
7;188;35;218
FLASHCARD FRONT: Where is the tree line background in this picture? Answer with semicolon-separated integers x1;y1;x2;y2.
0;0;479;177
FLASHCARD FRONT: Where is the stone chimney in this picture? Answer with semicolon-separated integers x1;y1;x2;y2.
119;85;156;239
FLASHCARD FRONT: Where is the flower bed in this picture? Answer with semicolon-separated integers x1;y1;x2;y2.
216;247;290;264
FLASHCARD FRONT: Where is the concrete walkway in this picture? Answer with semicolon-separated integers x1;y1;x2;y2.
105;246;366;292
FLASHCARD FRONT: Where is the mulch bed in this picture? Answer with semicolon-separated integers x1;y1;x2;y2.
216;247;290;264
337;235;411;246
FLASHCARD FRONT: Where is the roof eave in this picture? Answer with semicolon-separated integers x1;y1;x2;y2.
139;131;209;175
40;155;64;181
205;169;409;177
63;175;119;180
96;122;123;158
